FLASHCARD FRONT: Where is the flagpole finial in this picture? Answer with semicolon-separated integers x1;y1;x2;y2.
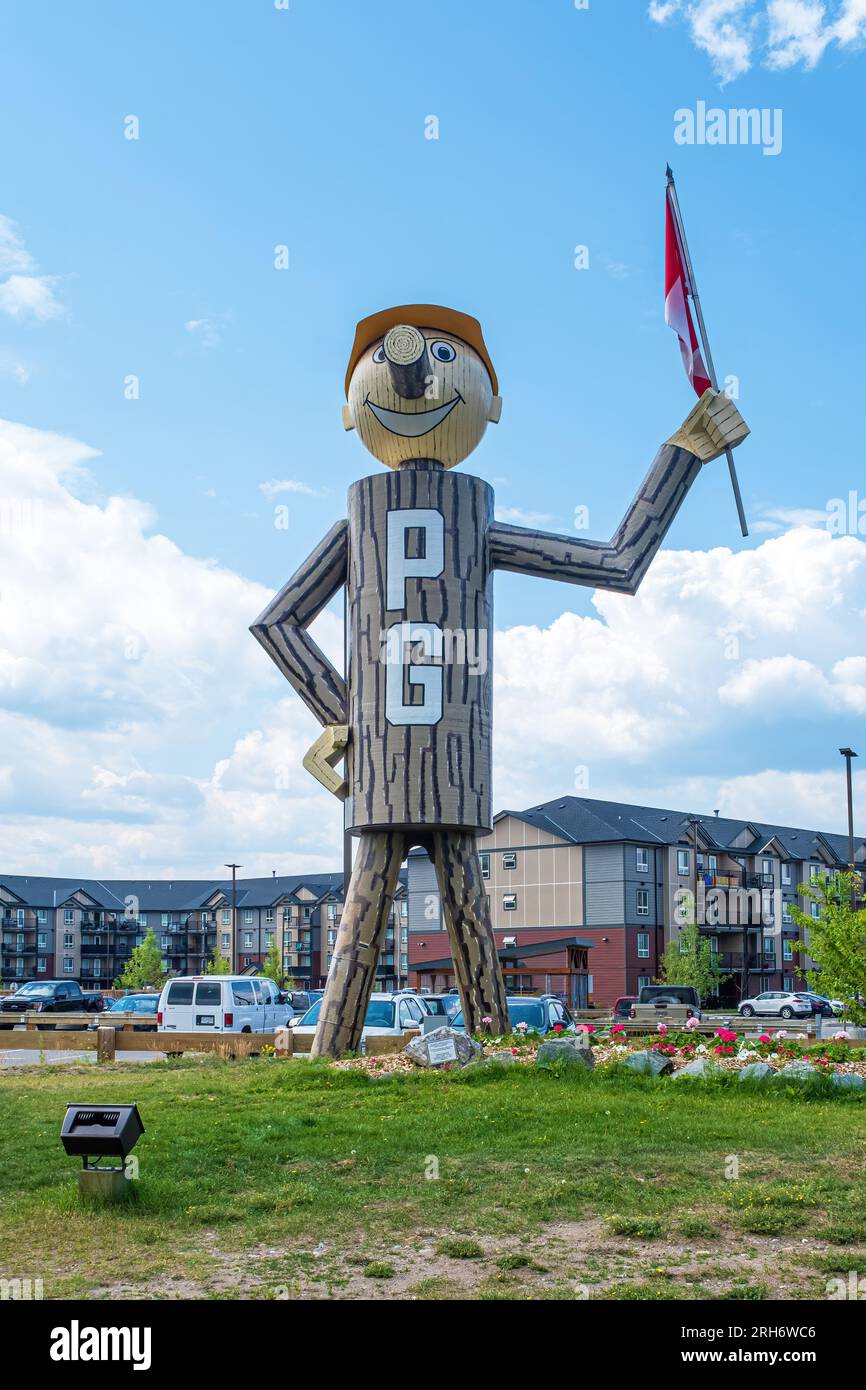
666;163;674;183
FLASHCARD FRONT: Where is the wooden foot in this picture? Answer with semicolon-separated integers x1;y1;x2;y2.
432;832;510;1035
310;831;405;1058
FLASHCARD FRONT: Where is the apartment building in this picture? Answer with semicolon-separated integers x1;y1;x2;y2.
407;796;865;1008
0;869;409;992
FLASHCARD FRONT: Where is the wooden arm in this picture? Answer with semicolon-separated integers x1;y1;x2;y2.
250;520;349;726
489;442;701;596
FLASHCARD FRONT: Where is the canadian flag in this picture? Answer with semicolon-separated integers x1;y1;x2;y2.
665;188;711;397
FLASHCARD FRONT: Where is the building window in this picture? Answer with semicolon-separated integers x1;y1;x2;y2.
221;933;230;950
243;910;253;925
677;849;690;876
327;903;337;920
479;853;490;879
783;939;794;961
637;932;649;959
64;909;74;926
763;935;775;957
502;852;517;871
762;858;773;880
37;933;47;948
243;933;253;949
709;936;719;954
265;931;274;948
782;863;792;886
503;894;517;911
63;933;74;949
708;854;718;875
678;935;689;955
636;848;649;873
400;953;408;971
303;907;312;921
328;930;337;946
811;901;819;919
636;889;649;916
783;975;793;991
265;909;274;925
36;957;46;973
36;909;47;924
810;864;822;882
637;975;650;991
782;903;792;924
160;935;169;950
221;909;231;925
161;913;169;927
63;957;74;973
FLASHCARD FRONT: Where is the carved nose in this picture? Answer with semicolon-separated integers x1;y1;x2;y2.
383;324;429;399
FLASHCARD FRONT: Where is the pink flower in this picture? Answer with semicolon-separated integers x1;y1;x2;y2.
715;1028;737;1044
481;1016;492;1025
611;1022;625;1033
833;1030;850;1041
685;1016;700;1031
657;1023;668;1034
758;1034;771;1043
775;1030;787;1039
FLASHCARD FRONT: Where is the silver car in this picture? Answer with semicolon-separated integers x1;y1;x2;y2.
739;990;812;1020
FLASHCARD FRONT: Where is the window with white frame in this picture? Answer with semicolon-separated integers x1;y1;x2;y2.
37;933;47;949
36;909;47;924
709;936;718;954
811;901;819;919
303;907;311;921
636;848;649;873
63;957;74;973
265;909;274;924
503;894;517;911
64;909;74;926
677;849;690;876
160;935;170;950
708;854;718;875
222;909;231;925
783;939;794;961
762;858;773;880
63;933;73;949
782;863;792;886
327;903;337;920
243;932;253;948
637;932;649;958
244;910;254;925
502;852;517;871
783;975;794;991
265;931;274;948
637;975;650;991
161;913;169;927
479;853;490;879
636;889;649;916
37;957;47;973
782;902;792;923
221;933;230;950
763;935;774;957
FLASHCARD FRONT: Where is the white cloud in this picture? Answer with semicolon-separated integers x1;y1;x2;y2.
259;479;326;500
649;0;866;79
0;215;65;321
752;504;830;533
185;317;221;348
494;504;556;527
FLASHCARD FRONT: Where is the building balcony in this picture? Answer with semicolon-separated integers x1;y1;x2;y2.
1;942;37;956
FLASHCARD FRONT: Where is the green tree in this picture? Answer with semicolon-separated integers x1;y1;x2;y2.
657;921;730;1004
260;938;285;988
116;928;166;991
790;871;866;1026
205;943;232;975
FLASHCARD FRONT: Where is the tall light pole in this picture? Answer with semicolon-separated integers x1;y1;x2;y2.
224;862;242;971
839;748;858;905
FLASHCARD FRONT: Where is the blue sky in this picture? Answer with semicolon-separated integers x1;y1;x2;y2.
1;1;865;874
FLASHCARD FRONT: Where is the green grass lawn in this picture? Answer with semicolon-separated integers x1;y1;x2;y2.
1;1057;865;1300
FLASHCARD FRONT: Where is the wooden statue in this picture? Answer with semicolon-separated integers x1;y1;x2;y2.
252;303;749;1057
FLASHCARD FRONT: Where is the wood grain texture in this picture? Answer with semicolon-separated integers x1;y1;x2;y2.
432;831;510;1034
488;443;701;595
310;830;405;1058
345;467;494;833
250;520;349;726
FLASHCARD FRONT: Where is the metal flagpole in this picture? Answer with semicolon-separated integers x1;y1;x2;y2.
666;164;749;538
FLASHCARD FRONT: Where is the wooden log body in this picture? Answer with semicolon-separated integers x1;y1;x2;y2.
345;466;493;834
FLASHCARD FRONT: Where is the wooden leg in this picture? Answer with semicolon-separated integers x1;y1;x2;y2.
310;831;405;1059
432;832;509;1035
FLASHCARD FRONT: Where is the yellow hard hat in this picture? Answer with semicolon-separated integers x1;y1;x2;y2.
345;303;498;398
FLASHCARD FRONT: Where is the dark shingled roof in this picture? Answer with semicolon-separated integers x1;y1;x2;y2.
497;796;864;865
0;868;406;910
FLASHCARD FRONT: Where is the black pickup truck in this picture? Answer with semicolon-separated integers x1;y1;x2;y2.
0;980;104;1029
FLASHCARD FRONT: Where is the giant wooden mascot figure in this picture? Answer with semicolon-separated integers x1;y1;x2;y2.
252;305;749;1057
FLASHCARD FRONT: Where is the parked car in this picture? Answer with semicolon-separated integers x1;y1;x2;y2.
288;990;312;1015
612;996;638;1022
0;980;103;1030
450;995;576;1036
630;985;702;1025
157;976;294;1034
291;991;428;1042
795;991;839;1018
88;994;159;1032
738;990;812;1020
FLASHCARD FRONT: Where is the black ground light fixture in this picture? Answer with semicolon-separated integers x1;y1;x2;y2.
61;1103;144;1201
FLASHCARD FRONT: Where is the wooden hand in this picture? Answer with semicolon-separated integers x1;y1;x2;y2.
303;724;349;800
667;388;750;462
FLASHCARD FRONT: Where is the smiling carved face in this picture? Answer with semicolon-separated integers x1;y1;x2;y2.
344;326;500;470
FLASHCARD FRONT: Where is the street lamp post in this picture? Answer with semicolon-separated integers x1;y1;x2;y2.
839;748;858;906
224;862;243;972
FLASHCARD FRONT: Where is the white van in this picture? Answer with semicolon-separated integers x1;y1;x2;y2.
157;976;294;1034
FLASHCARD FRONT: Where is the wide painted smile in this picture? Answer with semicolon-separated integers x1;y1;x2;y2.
364;391;462;438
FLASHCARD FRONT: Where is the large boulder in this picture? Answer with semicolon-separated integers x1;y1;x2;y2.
404;1026;482;1070
536;1038;594;1070
778;1060;819;1082
622;1050;673;1077
673;1057;715;1080
738;1061;775;1083
831;1072;866;1091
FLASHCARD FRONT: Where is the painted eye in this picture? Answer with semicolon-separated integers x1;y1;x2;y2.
372;345;387;364
430;340;456;363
